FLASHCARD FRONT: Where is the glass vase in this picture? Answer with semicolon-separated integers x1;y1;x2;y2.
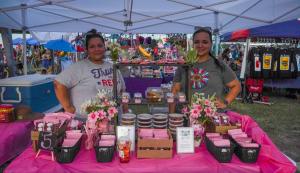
97;119;109;133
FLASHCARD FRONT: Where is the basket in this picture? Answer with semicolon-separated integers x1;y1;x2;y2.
54;137;82;163
235;144;261;163
94;145;115;162
229;136;261;163
205;136;234;163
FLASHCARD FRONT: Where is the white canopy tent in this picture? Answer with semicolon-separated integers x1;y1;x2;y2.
0;0;299;34
0;0;300;75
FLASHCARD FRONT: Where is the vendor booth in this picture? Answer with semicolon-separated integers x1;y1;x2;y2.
0;1;299;173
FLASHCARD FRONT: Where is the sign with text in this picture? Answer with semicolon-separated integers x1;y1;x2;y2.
176;127;194;154
116;126;135;151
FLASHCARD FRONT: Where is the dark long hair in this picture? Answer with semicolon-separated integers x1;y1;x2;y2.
193;28;224;71
85;29;105;50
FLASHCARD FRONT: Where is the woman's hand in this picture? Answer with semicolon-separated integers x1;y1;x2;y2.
214;98;227;109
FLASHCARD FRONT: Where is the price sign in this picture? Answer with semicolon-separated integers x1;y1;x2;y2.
38;132;63;151
176;127;194;153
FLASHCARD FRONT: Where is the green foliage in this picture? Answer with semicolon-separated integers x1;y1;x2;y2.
185;48;198;64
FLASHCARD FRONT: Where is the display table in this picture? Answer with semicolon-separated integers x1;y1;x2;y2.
4;111;296;173
0;121;33;166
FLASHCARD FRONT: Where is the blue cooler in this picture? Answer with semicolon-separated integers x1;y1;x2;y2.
0;74;59;113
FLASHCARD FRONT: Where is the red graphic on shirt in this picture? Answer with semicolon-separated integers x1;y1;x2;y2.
101;79;113;86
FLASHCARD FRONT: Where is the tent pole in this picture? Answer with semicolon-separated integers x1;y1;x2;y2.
241;38;251;101
0;27;16;77
214;11;219;57
21;4;27;75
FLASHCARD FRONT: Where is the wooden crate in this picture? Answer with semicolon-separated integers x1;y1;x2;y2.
137;130;173;159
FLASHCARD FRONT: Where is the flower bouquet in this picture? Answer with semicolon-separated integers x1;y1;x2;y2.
182;92;217;146
81;89;118;149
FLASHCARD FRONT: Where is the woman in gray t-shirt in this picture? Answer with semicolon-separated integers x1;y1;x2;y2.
170;28;241;112
54;29;125;117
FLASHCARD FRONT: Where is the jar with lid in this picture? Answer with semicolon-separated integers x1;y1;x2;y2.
122;92;130;104
0;104;14;123
117;137;131;163
177;92;186;103
166;92;174;103
133;92;142;104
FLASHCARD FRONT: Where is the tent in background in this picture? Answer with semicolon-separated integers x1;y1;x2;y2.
220;19;300;41
12;37;40;45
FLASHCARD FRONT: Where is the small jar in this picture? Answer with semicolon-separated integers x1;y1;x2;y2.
177;92;186;103
214;119;220;125
222;116;229;125
118;137;131;163
37;123;44;131
0;104;14;122
134;92;142;104
122;92;130;103
166;93;174;103
46;123;53;132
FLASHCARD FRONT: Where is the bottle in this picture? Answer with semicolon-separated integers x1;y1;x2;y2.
118;137;131;163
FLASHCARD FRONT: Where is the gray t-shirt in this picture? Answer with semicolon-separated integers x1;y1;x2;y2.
173;58;237;99
55;59;125;116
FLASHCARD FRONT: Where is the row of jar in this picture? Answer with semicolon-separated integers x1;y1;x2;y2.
120;113;185;131
121;88;186;103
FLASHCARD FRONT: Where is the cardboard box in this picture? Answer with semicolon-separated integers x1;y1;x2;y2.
137;130;173;159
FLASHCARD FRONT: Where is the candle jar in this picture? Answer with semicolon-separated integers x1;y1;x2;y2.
134;92;142;104
118;137;131;163
166;93;174;103
177;92;186;103
122;92;130;104
0;104;14;122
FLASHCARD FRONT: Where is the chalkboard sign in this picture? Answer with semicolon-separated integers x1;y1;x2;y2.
38;132;63;151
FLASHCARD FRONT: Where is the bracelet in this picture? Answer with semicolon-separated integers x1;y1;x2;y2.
224;99;229;106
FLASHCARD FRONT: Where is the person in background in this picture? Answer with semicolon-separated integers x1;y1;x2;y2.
54;29;126;118
220;48;231;65
170;28;241;113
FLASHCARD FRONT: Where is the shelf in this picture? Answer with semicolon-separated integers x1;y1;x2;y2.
114;63;191;67
117;98;189;105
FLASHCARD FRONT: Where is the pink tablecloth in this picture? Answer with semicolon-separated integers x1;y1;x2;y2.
4;111;296;173
0;121;33;166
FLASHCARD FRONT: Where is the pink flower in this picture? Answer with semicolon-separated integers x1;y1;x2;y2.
190;108;200;119
97;110;107;120
181;106;189;114
204;107;213;117
205;99;211;106
104;100;111;107
88;112;98;121
108;107;117;119
193;104;202;111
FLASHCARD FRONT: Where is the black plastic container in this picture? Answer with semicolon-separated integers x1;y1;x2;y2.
235;144;261;163
229;136;261;163
205;136;234;163
54;137;82;163
94;145;115;162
